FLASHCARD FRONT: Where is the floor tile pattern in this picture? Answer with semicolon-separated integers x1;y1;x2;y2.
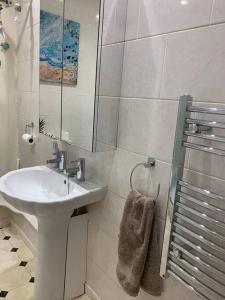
0;226;90;300
0;226;34;300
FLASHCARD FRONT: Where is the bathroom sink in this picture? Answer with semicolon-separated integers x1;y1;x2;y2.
0;165;106;216
0;166;106;300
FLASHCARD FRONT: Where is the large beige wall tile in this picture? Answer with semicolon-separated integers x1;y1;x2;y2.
211;0;225;24
99;43;124;97
138;0;213;37
102;0;127;45
161;24;225;102
121;37;166;98
125;0;140;40
118;99;178;163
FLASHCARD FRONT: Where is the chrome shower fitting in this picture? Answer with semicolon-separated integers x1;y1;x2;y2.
0;1;21;14
0;1;13;8
0;21;9;50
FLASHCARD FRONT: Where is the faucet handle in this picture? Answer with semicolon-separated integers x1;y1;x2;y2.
75;158;85;182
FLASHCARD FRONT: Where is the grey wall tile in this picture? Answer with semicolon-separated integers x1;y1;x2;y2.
161;24;225;102
211;0;225;24
96;97;120;146
138;0;213;38
102;0;127;45
125;0;140;40
118;98;178;162
99;43;124;97
121;36;166;99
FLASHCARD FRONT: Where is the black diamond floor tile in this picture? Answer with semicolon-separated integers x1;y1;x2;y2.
0;291;8;297
29;277;35;283
11;248;19;253
19;261;28;267
3;236;11;240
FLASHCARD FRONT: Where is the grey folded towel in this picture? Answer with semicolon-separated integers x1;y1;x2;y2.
141;218;163;296
116;190;155;297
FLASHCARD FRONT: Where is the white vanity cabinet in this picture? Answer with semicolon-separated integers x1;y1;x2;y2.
65;213;88;300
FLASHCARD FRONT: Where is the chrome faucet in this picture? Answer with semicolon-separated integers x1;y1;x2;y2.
46;142;85;181
46;150;66;172
64;158;85;182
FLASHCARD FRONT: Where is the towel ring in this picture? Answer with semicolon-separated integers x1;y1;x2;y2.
130;157;160;202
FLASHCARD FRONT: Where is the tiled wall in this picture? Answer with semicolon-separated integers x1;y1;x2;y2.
16;0;225;300
0;7;18;176
86;1;225;300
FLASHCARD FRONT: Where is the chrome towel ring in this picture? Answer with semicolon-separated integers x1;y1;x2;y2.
130;157;160;202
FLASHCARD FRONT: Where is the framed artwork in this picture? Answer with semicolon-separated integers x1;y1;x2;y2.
40;10;80;85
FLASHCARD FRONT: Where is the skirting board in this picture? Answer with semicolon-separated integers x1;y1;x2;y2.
11;220;37;254
0;216;10;228
85;284;102;300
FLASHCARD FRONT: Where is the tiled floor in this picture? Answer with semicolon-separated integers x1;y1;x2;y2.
0;225;35;299
0;225;90;300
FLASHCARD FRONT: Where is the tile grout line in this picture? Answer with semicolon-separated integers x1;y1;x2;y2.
209;0;216;24
124;20;225;44
159;35;168;99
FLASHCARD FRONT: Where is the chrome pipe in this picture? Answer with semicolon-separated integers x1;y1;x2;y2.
186;118;225;129
175;212;225;243
178;181;225;202
168;261;220;300
172;232;225;268
171;241;225;281
188;106;225;115
177;191;225;216
170;251;225;297
168;270;208;300
173;222;225;255
176;202;225;229
169;253;225;296
184;131;225;143
183;142;225;156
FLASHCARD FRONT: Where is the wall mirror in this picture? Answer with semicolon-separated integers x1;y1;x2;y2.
39;0;120;152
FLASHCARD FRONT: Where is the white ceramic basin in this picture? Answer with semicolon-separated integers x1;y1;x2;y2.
0;165;106;216
0;166;106;300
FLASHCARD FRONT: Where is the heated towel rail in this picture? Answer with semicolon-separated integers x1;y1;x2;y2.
160;95;225;300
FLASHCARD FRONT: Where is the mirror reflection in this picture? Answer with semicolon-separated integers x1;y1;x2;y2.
39;0;64;139
39;0;120;152
61;0;101;150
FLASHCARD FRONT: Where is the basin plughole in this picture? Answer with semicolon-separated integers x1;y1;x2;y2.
0;166;106;300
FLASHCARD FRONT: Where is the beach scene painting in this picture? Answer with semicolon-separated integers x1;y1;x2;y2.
40;10;80;85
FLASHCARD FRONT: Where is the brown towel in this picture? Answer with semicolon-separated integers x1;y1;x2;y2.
116;190;155;297
141;218;163;296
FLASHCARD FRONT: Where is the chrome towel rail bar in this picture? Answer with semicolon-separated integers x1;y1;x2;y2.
168;270;208;300
184;131;225;143
186;118;225;129
170;241;225;281
188;106;225;115
177;191;225;215
169;254;225;298
175;212;225;243
173;222;225;254
168;261;221;300
160;95;225;300
178;180;225;202
183;141;225;156
176;202;225;229
172;232;225;268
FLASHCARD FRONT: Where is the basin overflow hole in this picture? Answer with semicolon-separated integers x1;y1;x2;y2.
64;180;67;184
